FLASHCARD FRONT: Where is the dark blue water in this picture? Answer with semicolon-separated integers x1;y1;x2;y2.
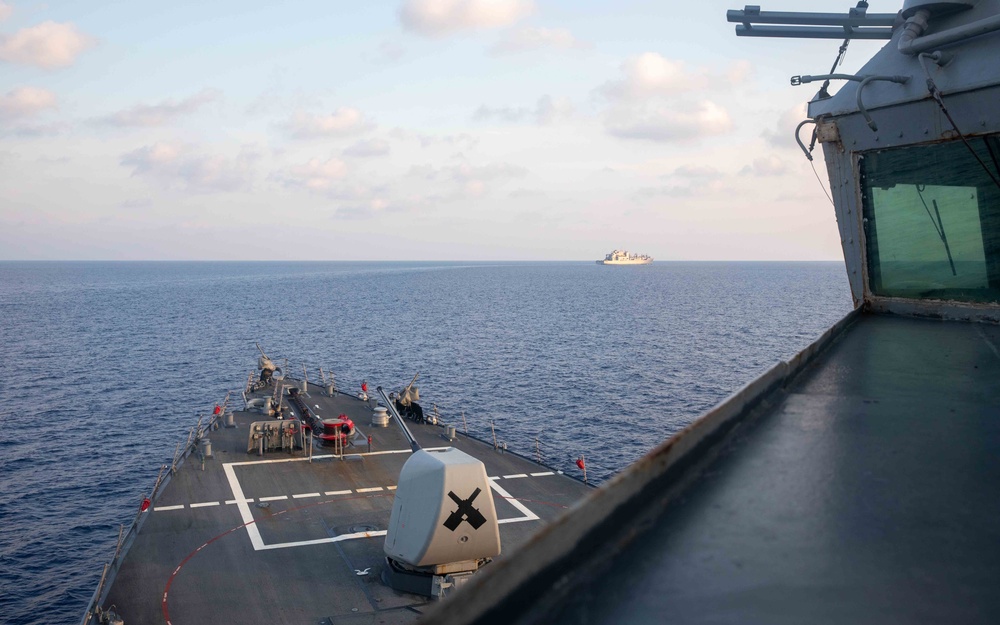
0;261;852;624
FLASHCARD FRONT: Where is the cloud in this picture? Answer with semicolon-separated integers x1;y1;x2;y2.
400;0;534;37
726;59;754;84
634;185;697;200
0;86;57;121
605;101;733;143
596;52;735;143
280;157;348;191
490;26;586;55
413;131;479;151
0;21;95;69
343;138;390;158
449;161;527;182
473;103;529;123
0;2;12;22
672;164;723;179
9;121;68;137
282;107;372;139
599;53;707;101
120;143;259;193
448;161;527;196
119;198;153;209
474;94;572;125
740;155;788;176
534;94;572;124
408;160;526;197
99;89;220;127
334;196;402;220
375;40;405;62
763;102;809;148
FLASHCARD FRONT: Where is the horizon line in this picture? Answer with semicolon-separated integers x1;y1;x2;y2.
0;258;846;263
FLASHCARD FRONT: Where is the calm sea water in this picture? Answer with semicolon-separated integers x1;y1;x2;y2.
0;261;852;624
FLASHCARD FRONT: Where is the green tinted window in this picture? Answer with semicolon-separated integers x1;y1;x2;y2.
861;137;1000;303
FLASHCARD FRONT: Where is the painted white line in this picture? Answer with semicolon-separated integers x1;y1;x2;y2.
356;487;383;493
292;493;321;499
488;476;499;481
503;474;528;479
190;501;220;508
256;529;387;551
223;463;265;551
387;485;397;491
227;448;412;468
153;505;185;512
530;471;554;477
498;517;537;525
225;499;254;505
488;480;539;522
259;495;288;502
325;490;353;496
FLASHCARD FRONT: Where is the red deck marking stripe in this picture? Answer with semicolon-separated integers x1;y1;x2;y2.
161;492;393;624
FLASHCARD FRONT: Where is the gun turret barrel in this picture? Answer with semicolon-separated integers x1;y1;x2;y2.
403;372;420;394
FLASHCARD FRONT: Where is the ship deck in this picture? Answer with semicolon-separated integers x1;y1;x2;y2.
97;385;592;625
432;313;1000;624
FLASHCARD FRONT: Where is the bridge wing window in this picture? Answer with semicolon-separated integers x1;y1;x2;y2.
861;136;1000;303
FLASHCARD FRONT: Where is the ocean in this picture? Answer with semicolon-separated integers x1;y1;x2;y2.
0;260;853;624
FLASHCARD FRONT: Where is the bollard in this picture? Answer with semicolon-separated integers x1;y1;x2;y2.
225;410;235;428
200;437;213;459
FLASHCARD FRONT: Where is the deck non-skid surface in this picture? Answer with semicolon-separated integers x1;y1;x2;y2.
544;314;1000;624
102;387;591;625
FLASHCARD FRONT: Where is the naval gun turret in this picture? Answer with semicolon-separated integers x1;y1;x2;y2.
393;372;426;423
383;448;501;598
251;342;282;391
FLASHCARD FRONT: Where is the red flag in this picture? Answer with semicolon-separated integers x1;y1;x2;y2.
140;498;151;512
576;458;585;470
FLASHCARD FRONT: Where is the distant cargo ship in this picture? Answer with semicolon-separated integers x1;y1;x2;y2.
597;249;653;265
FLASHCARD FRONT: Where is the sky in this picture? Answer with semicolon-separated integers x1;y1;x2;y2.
0;0;892;261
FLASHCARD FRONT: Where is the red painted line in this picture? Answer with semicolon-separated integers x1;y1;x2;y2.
161;492;391;624
161;491;565;623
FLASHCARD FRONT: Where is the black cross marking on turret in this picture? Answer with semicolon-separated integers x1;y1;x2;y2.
443;488;486;531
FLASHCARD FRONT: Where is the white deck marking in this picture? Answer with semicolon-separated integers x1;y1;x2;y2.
223;463;265;551
503;474;528;479
190;501;220;508
227;448;413;466
488;479;539;522
153;505;185;512
977;325;1000;362
223;448;544;551
530;471;554;477
255;529;387;550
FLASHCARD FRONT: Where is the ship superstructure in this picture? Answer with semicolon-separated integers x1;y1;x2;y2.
597;250;653;265
420;2;1000;623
